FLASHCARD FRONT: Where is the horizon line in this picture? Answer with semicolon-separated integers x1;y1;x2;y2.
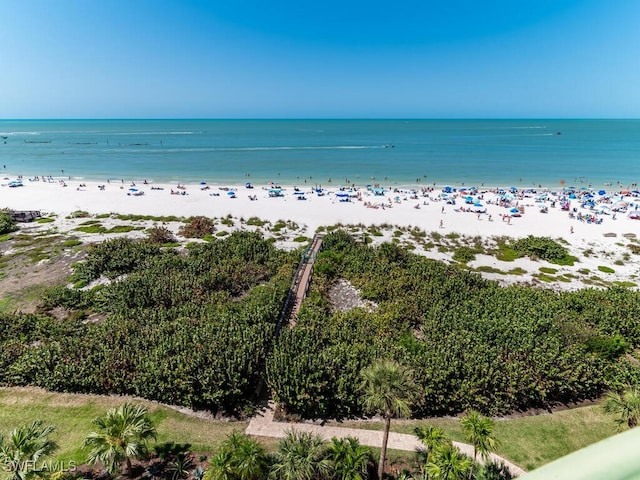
1;117;639;121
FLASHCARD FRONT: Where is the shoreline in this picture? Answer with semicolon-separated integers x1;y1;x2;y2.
2;169;636;193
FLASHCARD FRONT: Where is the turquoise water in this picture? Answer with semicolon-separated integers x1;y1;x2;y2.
0;119;638;187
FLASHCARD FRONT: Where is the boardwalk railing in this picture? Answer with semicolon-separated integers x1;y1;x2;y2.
257;233;325;398
274;233;324;336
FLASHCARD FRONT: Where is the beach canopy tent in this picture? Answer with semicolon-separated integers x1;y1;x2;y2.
471;204;486;213
372;187;385;196
443;186;452;193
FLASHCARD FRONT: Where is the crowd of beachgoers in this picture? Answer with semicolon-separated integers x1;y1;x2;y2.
3;174;640;292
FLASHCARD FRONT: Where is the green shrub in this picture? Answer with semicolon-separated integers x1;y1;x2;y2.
246;217;267;227
146;226;176;245
67;210;90;218
74;225;106;234
512;236;568;262
539;267;558;274
453;246;477;263
72;237;162;282
0;212;18;235
598;265;615;274
63;239;82;247
495;244;520;262
178;216;215;238
586;335;627;360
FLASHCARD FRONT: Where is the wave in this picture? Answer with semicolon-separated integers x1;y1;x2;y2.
498;126;547;130
103;145;385;153
0;131;39;136
232;146;381;151
109;131;198;135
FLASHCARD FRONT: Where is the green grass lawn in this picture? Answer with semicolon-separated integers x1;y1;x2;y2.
0;388;248;465
330;404;618;471
0;388;620;473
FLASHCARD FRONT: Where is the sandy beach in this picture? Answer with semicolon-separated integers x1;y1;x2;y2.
2;177;639;290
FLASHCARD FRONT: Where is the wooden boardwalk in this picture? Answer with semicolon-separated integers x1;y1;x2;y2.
276;233;324;332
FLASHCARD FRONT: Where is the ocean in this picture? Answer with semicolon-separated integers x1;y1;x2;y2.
0;119;638;188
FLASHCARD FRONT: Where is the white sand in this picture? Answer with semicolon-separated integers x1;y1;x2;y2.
2;178;639;290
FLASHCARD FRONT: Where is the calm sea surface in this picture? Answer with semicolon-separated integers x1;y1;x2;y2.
0;119;638;188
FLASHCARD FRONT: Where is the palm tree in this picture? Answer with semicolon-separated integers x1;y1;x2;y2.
414;425;450;465
476;460;513;480
327;436;374;480
360;359;418;480
460;410;498;462
603;385;640;429
0;421;58;480
83;403;157;475
167;452;194;480
208;430;269;480
424;444;472;480
269;429;331;480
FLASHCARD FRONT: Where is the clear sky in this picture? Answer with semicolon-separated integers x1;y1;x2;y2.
1;0;639;118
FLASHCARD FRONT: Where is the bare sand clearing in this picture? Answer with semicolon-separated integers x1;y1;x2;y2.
2;178;639;291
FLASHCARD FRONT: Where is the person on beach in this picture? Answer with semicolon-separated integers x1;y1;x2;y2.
570;226;574;234
439;219;443;228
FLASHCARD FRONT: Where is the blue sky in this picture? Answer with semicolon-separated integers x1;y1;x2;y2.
1;0;639;118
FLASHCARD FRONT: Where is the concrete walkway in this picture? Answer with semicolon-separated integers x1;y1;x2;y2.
246;403;525;477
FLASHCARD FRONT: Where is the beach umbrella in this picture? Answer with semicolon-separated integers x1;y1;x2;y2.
510;207;519;213
443;186;452;193
129;188;138;192
598;189;606;195
227;191;235;196
200;181;207;185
